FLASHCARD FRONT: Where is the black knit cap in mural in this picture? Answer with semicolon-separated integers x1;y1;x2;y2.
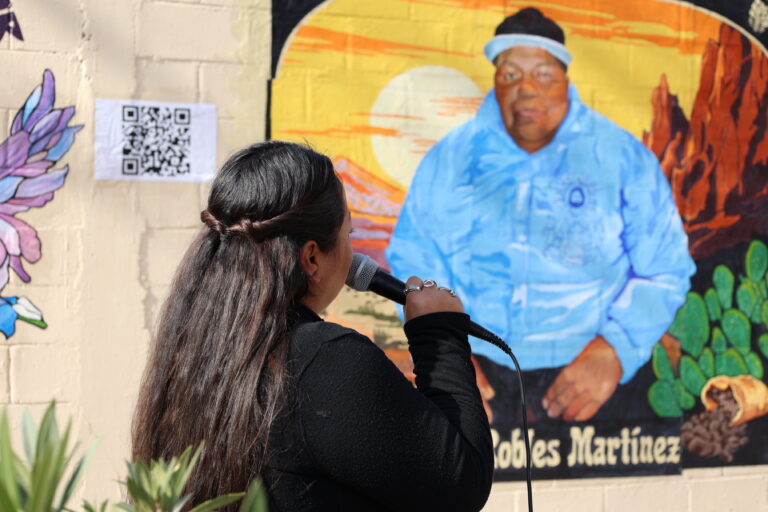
494;7;566;45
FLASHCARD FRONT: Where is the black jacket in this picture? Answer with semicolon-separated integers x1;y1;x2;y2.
264;305;493;511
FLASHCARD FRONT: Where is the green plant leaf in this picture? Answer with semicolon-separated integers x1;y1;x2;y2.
188;492;245;512
713;264;735;310
736;281;759;317
712;327;727;353
648;380;682;417
238;479;268;512
22;409;37;465
83;499;111;512
170;444;203;500
759;334;768;359
123;471;152;510
715;348;750;377
704;288;722;321
698;348;715;378
31;411;75;512
28;404;59;512
57;443;96;512
721;309;752;355
668;292;709;358
674;379;696;410
763;272;768;298
758;280;768;301
172;494;193;512
745;352;764;379
14;455;30;506
0;409;21;512
18;316;47;329
746;240;768;282
679;355;708;396
126;479;152;510
652;342;675;381
761;300;768;327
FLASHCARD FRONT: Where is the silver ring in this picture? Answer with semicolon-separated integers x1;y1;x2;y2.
439;286;457;297
423;279;437;288
403;284;422;295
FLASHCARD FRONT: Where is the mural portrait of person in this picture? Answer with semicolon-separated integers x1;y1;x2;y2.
268;0;768;480
386;7;696;432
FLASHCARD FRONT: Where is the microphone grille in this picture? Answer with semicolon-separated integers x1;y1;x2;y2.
346;253;379;291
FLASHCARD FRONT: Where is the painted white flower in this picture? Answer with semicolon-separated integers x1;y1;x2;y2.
12;296;42;321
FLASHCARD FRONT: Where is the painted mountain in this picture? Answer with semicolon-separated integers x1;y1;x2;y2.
643;23;768;260
334;156;405;270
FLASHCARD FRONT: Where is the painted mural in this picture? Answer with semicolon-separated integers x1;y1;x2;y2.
752;0;768;35
268;0;768;478
0;0;23;42
0;70;82;338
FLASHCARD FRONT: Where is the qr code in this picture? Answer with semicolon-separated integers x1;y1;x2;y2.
121;105;191;177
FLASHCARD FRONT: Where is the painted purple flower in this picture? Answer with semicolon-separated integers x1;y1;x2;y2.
0;69;81;291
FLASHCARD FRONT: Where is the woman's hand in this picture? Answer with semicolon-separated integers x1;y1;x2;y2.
403;276;464;322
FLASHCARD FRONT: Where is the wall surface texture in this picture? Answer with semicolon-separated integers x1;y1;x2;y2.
1;0;767;511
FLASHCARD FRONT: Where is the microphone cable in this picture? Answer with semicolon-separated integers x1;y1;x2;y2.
468;323;533;512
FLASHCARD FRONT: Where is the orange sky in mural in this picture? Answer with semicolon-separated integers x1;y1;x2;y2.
409;0;721;54
281;124;407;138
410;138;438;153
293;26;475;59
272;0;732;188
360;113;428;121
431;96;484;117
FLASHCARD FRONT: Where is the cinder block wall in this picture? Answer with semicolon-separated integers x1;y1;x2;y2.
0;0;267;502
0;1;766;510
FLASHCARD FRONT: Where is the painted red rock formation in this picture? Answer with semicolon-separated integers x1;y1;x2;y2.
333;156;405;270
643;24;768;260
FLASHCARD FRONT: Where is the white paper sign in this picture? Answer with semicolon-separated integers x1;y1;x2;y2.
95;99;217;182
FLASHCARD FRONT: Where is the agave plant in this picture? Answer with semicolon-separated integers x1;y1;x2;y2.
0;403;90;512
0;403;268;512
117;445;267;512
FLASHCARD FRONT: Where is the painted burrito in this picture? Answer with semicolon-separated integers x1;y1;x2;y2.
701;375;768;426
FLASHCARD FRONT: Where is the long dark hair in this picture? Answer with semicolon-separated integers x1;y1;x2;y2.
131;141;345;506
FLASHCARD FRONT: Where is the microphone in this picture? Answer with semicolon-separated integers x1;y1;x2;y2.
345;253;498;342
347;255;533;506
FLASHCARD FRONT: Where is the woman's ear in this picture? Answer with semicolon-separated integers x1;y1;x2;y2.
300;240;321;282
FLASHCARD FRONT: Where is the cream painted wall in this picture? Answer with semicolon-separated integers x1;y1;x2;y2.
0;1;766;510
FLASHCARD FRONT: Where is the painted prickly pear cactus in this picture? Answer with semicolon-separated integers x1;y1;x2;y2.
649;239;768;417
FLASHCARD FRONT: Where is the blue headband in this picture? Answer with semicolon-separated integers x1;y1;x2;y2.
484;34;573;66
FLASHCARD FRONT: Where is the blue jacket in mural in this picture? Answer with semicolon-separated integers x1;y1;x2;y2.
386;85;696;383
